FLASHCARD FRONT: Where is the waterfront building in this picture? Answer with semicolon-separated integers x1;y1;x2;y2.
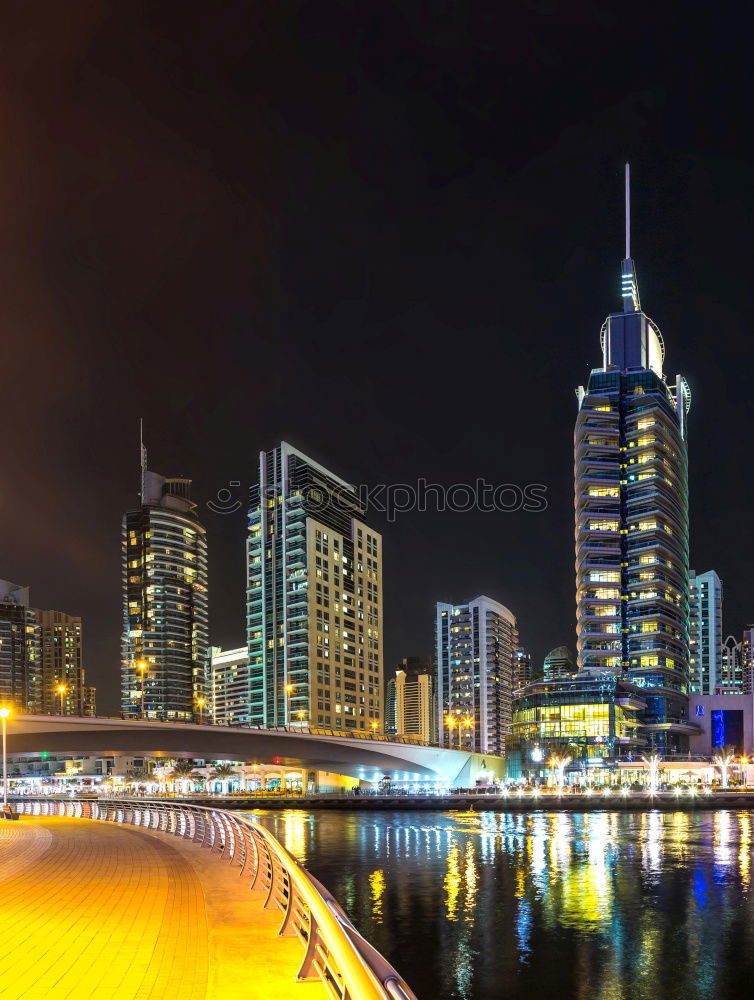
121;449;209;721
246;442;383;731
574;168;693;752
542;645;576;680
385;659;437;743
435;596;517;754
508;672;647;779
688;693;754;757
0;580;40;712
688;570;723;695
210;646;251;727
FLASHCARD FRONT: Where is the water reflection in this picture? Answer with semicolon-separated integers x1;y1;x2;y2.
247;809;754;1000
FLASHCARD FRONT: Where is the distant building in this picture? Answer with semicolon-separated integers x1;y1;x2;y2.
121;445;209;722
717;635;743;694
513;648;536;689
508;673;647;779
39;611;87;716
688;570;723;695
385;658;436;743
542;646;576;680
210;646;251;727
0;583;94;716
743;627;754;695
435;596;517;755
0;581;40;712
247;442;383;732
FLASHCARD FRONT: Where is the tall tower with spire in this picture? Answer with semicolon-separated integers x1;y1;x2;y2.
121;432;209;721
574;165;694;753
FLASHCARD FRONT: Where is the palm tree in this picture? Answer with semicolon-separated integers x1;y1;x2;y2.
188;770;206;792
171;760;197;776
125;767;151;794
209;763;238;795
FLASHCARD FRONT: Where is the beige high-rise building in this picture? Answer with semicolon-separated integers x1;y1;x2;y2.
39;610;90;716
386;667;436;743
247;443;383;732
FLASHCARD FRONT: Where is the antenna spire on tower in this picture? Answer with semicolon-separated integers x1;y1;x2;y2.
625;162;631;260
140;419;147;503
621;162;641;312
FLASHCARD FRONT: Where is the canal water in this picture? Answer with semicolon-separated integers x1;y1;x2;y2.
247;809;754;1000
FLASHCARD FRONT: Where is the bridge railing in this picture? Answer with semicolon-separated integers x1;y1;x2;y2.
12;797;417;1000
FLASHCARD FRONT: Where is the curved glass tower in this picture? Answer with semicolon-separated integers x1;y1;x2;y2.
575;189;693;752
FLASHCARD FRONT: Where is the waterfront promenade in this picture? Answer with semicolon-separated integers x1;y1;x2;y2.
0;815;327;1000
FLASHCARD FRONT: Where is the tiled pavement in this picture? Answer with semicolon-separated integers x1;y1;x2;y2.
0;816;327;1000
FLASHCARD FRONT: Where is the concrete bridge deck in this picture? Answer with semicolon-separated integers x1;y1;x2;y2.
0;816;326;1000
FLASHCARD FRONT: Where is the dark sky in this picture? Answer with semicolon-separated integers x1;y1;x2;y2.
2;2;753;713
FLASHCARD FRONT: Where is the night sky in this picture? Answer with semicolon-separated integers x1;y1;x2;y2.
3;3;753;713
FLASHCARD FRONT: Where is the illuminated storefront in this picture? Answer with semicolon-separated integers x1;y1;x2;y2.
507;672;646;780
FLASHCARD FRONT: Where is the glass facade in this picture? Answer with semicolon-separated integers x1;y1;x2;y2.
509;674;647;777
575;256;695;752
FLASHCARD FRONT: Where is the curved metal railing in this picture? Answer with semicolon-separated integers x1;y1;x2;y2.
13;797;417;1000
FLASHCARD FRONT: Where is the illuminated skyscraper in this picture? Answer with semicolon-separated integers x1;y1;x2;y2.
574;166;693;752
121;442;209;721
0;580;40;711
688;570;723;695
435;596;517;754
246;442;383;731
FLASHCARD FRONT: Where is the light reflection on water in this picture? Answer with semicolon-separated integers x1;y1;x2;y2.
245;809;754;1000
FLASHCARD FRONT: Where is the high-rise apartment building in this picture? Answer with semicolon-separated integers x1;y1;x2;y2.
0;582;95;715
0;581;40;711
688;570;723;695
246;442;383;731
574;168;693;752
39;611;87;715
385;657;436;743
435;596;517;755
718;635;743;694
121;450;209;721
513;648;535;689
210;646;251;727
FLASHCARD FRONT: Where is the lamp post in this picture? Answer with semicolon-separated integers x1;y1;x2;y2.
196;697;206;725
371;721;379;737
0;707;10;812
136;660;148;718
56;684;67;716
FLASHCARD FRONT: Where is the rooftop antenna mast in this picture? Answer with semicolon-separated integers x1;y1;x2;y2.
140;419;147;503
625;162;631;260
621;162;641;311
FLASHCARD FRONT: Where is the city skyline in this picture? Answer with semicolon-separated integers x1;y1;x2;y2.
3;8;754;714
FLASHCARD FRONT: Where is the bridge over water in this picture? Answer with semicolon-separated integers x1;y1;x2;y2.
5;714;503;784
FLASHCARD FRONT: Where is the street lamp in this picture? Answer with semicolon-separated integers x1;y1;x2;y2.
136;660;148;718
196;697;206;725
0;706;10;813
56;684;67;716
371;721;379;737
